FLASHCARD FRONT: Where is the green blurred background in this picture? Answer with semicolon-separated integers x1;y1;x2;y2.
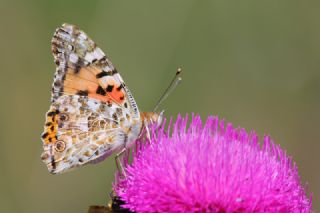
0;0;319;212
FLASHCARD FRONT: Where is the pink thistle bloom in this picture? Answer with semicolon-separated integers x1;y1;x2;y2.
114;115;312;213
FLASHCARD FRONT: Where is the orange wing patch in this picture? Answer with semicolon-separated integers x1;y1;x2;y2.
64;68;98;94
103;80;125;104
62;65;125;105
42;110;59;144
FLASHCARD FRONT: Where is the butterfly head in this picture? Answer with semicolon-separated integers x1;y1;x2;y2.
141;111;164;129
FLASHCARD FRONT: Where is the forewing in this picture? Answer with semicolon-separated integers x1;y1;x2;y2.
51;23;139;119
41;95;134;174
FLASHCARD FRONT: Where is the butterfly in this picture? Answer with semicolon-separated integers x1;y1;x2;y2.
41;23;164;174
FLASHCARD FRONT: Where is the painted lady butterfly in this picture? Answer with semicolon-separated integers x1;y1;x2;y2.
41;23;164;174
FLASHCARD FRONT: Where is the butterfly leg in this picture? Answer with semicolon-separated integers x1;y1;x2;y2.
115;148;127;178
144;120;151;142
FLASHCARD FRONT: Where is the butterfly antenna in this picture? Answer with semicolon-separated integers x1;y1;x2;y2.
153;68;182;112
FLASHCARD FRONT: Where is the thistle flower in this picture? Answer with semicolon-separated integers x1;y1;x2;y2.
114;115;312;213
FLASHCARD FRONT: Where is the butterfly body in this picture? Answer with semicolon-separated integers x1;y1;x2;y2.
41;24;162;174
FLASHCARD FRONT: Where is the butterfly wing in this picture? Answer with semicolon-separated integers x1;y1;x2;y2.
41;24;142;174
41;95;141;174
51;23;139;119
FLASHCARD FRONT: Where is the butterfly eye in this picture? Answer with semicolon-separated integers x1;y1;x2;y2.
54;140;66;152
59;113;69;121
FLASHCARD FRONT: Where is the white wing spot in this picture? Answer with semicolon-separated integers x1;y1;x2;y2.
103;65;112;72
93;48;104;60
84;52;94;63
78;32;87;40
69;53;79;64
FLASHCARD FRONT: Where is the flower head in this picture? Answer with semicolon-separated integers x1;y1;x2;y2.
114;115;312;213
